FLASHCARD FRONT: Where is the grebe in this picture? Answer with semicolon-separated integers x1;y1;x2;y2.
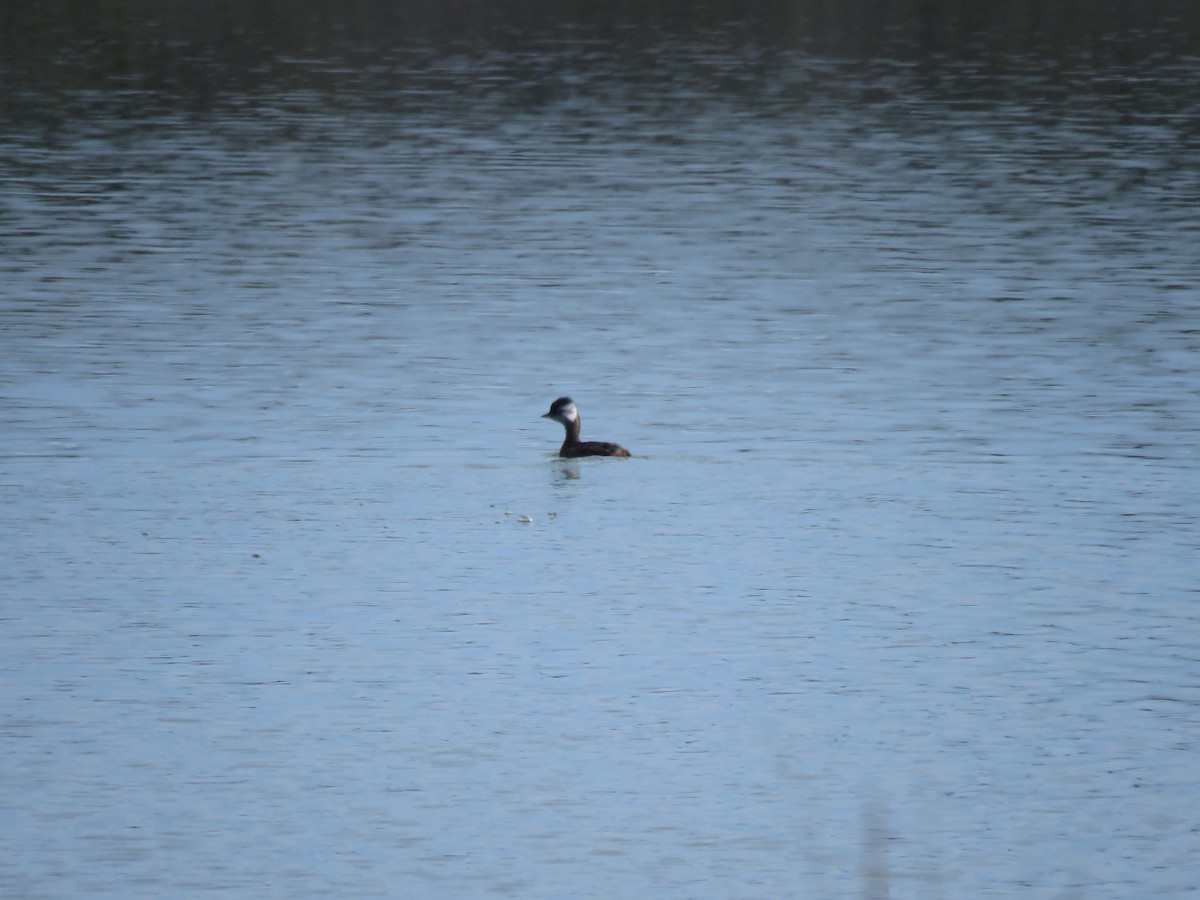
542;397;631;458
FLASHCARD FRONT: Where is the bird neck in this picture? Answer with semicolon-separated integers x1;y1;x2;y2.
560;415;582;449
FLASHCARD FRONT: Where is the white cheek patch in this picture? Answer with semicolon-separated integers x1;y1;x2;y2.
560;404;578;422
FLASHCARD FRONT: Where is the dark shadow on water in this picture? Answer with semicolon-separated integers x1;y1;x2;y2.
3;0;1199;127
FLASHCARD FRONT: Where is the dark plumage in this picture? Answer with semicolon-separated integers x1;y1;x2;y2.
541;397;631;458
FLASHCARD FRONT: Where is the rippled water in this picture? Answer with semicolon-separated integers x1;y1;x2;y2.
3;20;1199;899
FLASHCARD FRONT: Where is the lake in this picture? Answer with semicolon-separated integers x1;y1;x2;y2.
2;4;1198;897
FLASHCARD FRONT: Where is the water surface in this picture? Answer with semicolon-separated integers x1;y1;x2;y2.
2;11;1199;899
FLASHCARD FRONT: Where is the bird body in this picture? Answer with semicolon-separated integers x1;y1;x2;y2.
541;397;631;458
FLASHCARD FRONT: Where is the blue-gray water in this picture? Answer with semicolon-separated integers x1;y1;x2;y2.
3;13;1199;899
